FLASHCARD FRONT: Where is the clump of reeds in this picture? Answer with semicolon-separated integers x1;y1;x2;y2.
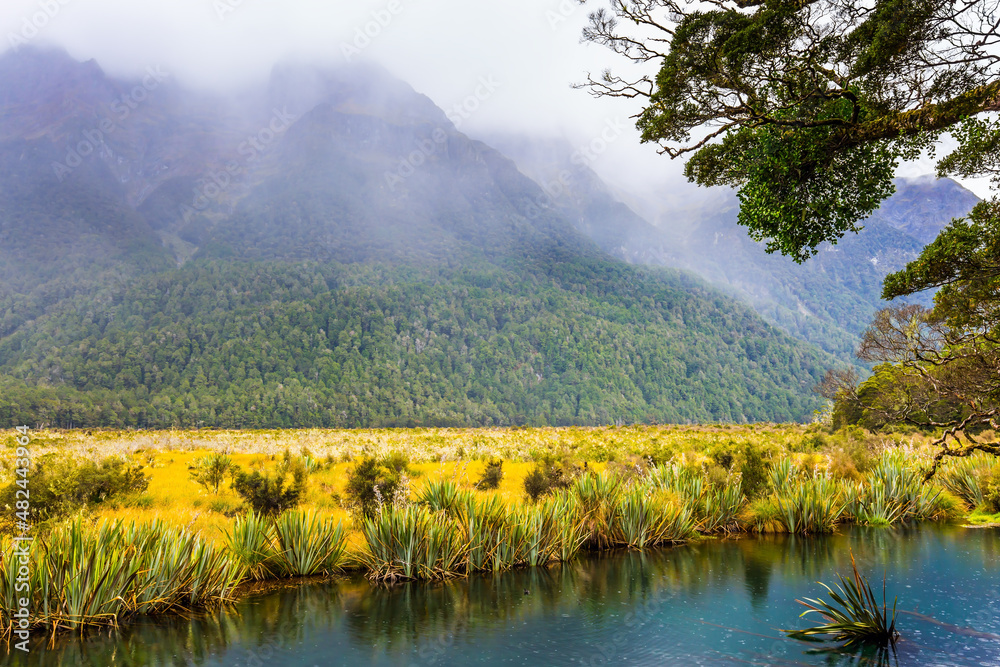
223;510;347;579
847;451;953;525
360;476;659;581
615;486;695;548
417;480;466;514
572;472;695;549
359;505;466;581
649;464;744;533
0;518;243;635
937;453;993;509
272;510;347;577
785;553;899;650
775;475;844;534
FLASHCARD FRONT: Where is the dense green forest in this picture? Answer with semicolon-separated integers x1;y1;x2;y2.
0;258;826;428
0;50;837;428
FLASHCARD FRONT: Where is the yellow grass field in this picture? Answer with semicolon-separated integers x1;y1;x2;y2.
0;423;963;545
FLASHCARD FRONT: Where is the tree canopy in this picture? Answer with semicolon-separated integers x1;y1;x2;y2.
829;201;1000;474
580;0;1000;260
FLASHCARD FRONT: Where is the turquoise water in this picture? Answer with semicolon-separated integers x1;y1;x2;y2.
10;525;1000;666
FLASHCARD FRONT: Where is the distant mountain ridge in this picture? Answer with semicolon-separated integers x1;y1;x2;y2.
0;48;830;427
490;134;979;361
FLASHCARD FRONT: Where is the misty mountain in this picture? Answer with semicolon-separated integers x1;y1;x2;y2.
0;48;830;427
492;136;979;361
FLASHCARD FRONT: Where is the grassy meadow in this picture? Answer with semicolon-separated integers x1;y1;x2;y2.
2;424;998;635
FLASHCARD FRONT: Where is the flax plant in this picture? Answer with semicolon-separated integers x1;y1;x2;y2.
785;553;899;649
272;510;348;577
938;453;992;508
775;475;844;534
223;512;277;580
359;505;467;581
1;519;241;634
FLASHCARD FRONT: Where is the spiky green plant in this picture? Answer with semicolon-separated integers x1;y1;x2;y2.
697;482;745;533
776;475;844;534
223;511;277;580
457;495;507;572
359;505;467;581
860;451;948;524
649;463;744;533
272;510;347;577
518;502;561;567
615;487;694;548
0;519;242;635
938;454;991;508
549;492;588;562
785;553;899;649
770;458;797;496
572;472;622;550
417;480;464;515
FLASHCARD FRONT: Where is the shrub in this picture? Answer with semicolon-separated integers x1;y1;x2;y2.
740;444;770;499
985;464;1000;513
0;454;148;531
232;464;307;517
344;454;411;519
604;455;648;483
523;455;580;502
208;497;241;516
475;459;504;490
826;447;863;482
709;443;736;470
189;453;235;494
523;467;550;502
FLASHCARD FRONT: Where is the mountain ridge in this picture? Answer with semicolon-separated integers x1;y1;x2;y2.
488;133;980;361
0;48;833;427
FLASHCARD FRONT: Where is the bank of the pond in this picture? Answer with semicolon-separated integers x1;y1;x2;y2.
9;524;1000;667
3;425;998;637
0;451;985;637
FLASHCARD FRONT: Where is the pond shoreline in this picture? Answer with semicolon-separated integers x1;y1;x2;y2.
10;524;1000;666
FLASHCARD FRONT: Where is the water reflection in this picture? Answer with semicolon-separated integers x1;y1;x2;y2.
11;525;1000;667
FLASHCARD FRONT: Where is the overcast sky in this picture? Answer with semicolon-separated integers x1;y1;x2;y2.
0;0;992;205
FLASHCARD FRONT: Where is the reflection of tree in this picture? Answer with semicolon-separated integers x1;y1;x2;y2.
741;550;773;611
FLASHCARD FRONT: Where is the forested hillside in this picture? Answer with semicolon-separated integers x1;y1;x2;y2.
0;48;830;427
492;134;979;362
0;259;826;427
